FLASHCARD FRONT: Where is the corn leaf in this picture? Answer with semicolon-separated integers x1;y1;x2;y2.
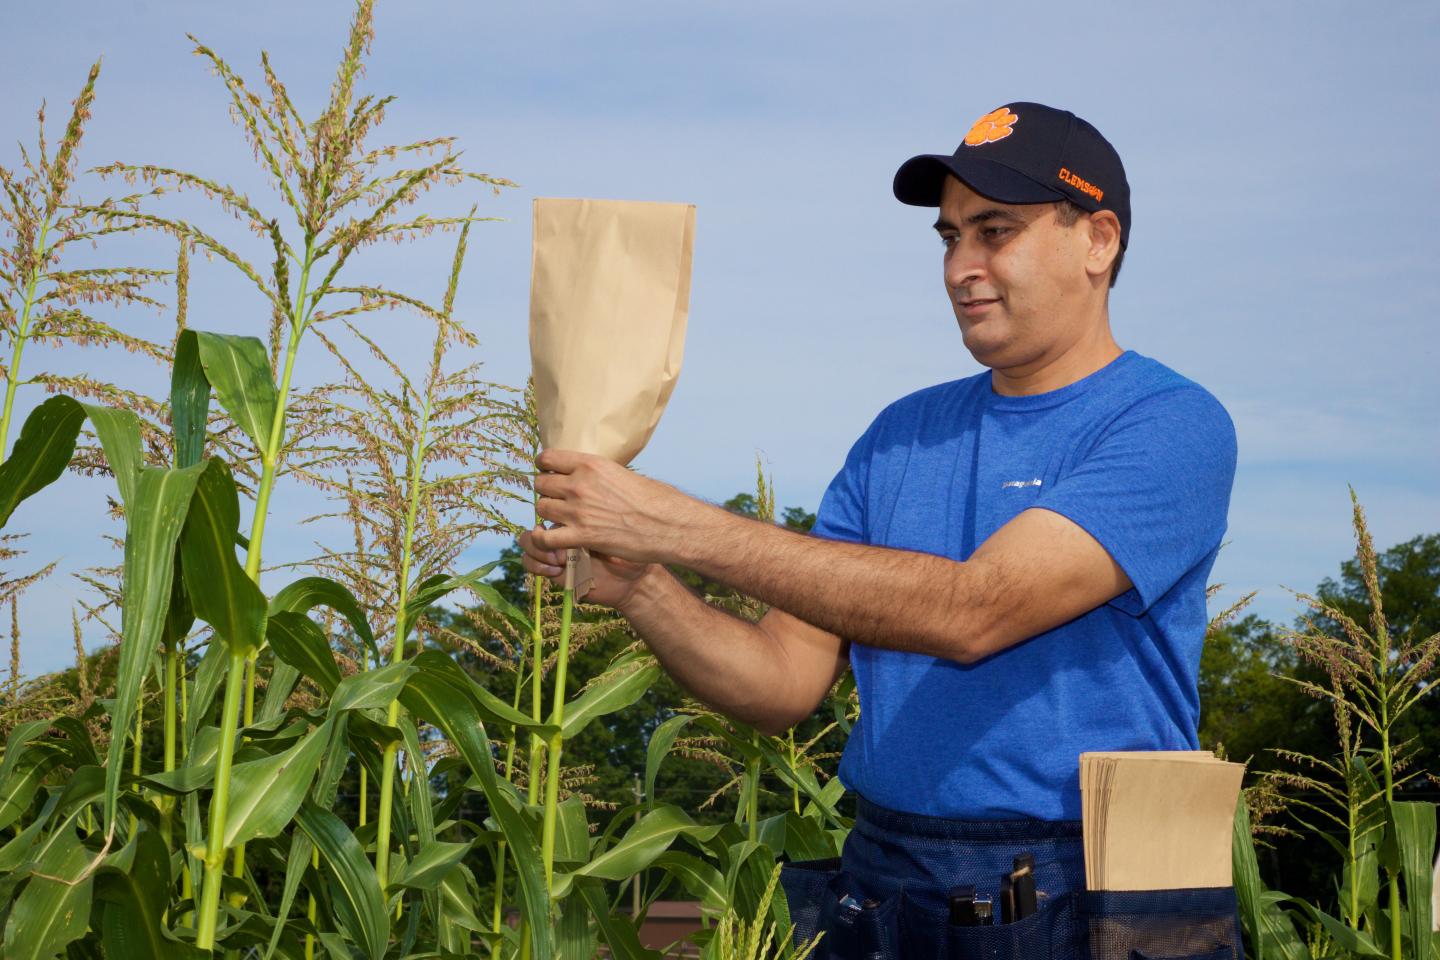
653;850;727;913
170;329;212;468
81;400;142;508
142;761;216;795
437;862;488;934
330;662;415;713
389;840;472;892
781;810;839;862
223;719;333;848
398;716;441;928
0;723;62;832
193;330;279;455
557;887;596;960
105;462;207;833
551;805;723;899
296;801;389;960
554;794;590;866
0;394;142;526
0;791;61;875
179;458;266;657
257;658;301;724
1390;800;1437;959
1295;898;1387;957
0;395;85;528
403;560;529;637
2;809;95;959
408;649;556;737
95;823;207;959
645;714;694;812
262;712;352;960
398;665;554;959
561;652;659;739
1233;801;1315;960
267;610;342;695
577;877;664;960
270;575;378;661
723;837;788;931
261;831;314;960
0;721;54;784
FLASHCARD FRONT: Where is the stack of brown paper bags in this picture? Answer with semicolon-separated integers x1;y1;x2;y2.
1080;751;1246;890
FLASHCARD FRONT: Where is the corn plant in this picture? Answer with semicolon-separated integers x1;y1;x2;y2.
71;0;520;944
0;61;174;761
705;862;822;960
1265;489;1440;960
1227;490;1440;960
0;59;169;459
298;216;535;911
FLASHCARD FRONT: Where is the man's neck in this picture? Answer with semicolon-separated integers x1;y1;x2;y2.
989;324;1123;397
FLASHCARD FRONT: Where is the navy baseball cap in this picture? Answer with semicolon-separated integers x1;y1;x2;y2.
893;102;1131;248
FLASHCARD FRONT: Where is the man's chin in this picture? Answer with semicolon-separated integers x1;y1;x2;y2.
957;324;1013;368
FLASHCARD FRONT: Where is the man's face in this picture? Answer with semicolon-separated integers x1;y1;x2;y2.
934;175;1096;370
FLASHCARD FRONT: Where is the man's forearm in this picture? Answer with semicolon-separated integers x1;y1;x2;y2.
617;563;806;731
675;503;995;662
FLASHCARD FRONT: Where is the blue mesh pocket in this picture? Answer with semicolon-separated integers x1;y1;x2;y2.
780;857;841;952
897;890;1077;959
780;859;903;959
1079;887;1245;960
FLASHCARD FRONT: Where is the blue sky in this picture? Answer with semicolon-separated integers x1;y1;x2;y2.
4;1;1437;677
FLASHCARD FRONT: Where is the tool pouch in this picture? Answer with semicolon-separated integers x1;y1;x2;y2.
783;861;1244;960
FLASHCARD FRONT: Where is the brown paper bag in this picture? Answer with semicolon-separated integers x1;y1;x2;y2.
1079;751;1245;891
529;197;697;597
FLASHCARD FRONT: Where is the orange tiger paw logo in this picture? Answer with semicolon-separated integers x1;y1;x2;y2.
964;107;1019;146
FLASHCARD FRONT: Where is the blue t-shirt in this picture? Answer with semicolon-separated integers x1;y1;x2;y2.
811;350;1237;821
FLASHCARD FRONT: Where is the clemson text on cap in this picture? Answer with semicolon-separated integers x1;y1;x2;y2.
1057;167;1103;202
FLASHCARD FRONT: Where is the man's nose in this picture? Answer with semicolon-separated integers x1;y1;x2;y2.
945;250;984;291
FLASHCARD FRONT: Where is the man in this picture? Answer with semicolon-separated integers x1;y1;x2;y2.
520;102;1238;957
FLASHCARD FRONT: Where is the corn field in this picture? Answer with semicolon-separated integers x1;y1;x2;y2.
0;3;1436;959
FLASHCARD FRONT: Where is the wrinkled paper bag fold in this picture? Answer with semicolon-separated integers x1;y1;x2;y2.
529;198;696;599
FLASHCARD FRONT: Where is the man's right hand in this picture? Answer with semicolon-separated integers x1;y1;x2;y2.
518;526;654;610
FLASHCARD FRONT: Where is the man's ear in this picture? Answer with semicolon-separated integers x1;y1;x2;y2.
1085;210;1122;283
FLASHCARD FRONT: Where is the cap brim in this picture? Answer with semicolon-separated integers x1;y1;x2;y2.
893;154;1066;207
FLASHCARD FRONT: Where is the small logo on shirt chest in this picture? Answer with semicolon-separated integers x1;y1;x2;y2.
1001;478;1043;490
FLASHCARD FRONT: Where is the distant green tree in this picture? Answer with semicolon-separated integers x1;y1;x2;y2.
1198;614;1328;771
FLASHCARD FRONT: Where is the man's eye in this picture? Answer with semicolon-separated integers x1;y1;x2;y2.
981;226;1010;240
939;234;958;249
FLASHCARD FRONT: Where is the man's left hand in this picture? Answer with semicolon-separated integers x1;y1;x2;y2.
530;450;707;565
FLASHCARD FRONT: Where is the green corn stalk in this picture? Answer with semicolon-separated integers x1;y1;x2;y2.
539;567;577;891
373;388;432;894
492;640;532;960
519;500;546;960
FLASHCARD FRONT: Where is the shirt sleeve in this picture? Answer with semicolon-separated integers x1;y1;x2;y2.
1033;386;1237;616
810;414;883;546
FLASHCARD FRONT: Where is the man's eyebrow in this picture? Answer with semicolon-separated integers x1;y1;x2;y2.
932;208;1028;232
